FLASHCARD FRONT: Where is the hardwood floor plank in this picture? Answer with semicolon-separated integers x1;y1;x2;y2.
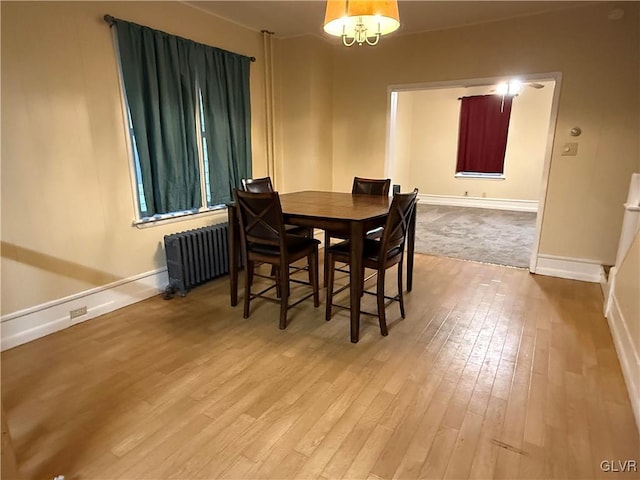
166;413;256;479
270;383;379;479
564;371;595;479
341;423;394;479
391;379;458;479
320;390;395;480
417;425;459;479
217;455;256;479
468;395;508;479
443;410;484;479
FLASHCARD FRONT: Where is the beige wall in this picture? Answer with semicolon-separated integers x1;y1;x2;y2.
329;2;639;264
1;1;267;314
392;81;554;200
275;36;333;193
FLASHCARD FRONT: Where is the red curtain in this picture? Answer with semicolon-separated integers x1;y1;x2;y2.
456;95;513;174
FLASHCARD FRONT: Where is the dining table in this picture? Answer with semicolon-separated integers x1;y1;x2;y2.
227;190;417;343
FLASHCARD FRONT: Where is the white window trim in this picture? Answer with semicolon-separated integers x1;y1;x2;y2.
455;172;506;180
132;204;228;229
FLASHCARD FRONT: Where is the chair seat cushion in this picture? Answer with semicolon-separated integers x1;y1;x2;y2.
327;238;402;263
365;226;384;239
249;234;319;256
326;226;383;241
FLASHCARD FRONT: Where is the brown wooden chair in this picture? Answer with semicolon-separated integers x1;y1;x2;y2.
351;176;392;196
323;177;391;286
233;189;320;329
242;177;312;283
325;188;418;337
242;177;312;237
241;177;273;193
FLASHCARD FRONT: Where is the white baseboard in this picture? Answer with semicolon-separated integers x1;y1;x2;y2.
606;293;640;432
1;268;168;351
418;194;538;212
534;254;602;283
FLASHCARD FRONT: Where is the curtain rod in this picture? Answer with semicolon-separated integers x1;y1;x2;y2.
103;14;256;62
458;94;520;100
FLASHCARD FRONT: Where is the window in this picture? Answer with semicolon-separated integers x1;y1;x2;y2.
112;18;252;223
127;94;213;219
456;95;513;176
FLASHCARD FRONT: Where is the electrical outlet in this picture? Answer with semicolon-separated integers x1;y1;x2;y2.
482;192;487;198
70;306;87;319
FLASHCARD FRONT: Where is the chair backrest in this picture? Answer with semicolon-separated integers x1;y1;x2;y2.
379;189;418;258
242;177;274;193
352;177;391;196
233;189;286;249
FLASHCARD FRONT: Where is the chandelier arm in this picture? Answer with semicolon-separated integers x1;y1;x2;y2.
365;33;380;46
364;19;381;46
342;34;357;47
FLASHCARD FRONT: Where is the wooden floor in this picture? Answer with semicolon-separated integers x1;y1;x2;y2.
2;254;638;479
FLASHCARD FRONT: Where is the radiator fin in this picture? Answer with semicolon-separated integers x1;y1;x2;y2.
164;223;229;296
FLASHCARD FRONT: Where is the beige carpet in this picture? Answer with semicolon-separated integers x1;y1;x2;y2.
414;204;537;268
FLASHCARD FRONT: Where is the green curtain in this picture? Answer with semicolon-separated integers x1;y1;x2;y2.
195;45;252;205
114;20;201;215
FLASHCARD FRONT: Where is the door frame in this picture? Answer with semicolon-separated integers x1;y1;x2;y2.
384;72;563;272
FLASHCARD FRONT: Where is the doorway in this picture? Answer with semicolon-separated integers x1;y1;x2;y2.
385;73;561;270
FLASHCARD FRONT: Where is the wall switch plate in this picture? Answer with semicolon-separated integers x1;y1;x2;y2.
562;142;578;156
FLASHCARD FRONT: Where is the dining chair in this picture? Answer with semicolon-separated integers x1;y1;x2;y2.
241;176;273;193
242;177;312;237
351;177;392;196
325;188;418;337
323;177;391;287
242;176;313;285
233;189;320;329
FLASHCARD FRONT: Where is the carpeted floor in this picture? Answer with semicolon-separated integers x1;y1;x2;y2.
414;204;537;268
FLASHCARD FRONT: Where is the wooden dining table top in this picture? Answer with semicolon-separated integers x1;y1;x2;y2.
278;190;393;221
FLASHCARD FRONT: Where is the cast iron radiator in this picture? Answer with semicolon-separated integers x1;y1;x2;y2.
163;223;229;297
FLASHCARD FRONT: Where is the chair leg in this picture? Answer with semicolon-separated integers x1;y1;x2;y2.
361;264;365;297
279;265;289;330
325;252;335;321
309;251;320;308
377;267;388;336
274;266;281;298
397;259;406;319
323;231;331;287
243;261;253;319
248;261;254;287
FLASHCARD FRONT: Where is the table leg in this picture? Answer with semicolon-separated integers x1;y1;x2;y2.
407;202;417;292
349;221;364;343
228;205;239;306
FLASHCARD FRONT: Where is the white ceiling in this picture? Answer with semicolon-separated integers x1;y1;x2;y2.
185;1;590;40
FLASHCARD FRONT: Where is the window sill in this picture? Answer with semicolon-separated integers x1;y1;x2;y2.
132;204;227;228
455;172;505;180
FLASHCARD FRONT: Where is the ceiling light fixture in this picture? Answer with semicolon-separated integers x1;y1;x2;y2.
323;0;400;47
495;80;523;96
